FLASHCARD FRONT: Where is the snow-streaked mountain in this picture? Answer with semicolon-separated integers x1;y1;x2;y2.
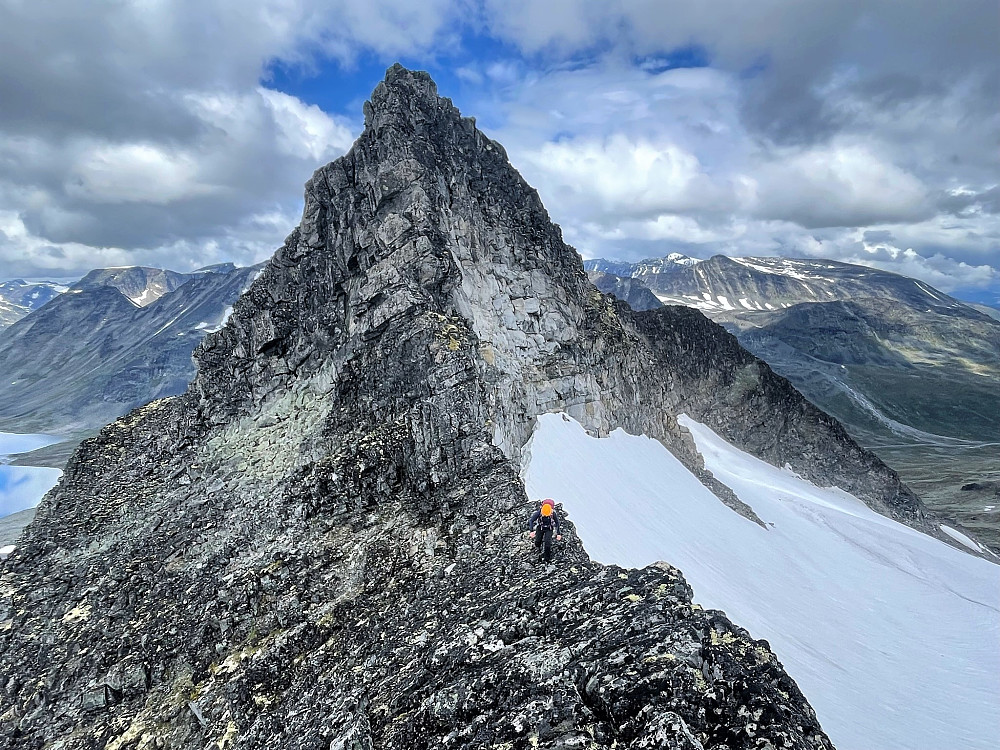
69;266;192;307
0;279;67;329
586;253;1000;549
0;263;263;440
585;252;701;279
584;254;971;313
524;413;1000;750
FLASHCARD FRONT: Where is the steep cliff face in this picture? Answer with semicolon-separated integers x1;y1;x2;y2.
0;65;901;749
194;66;920;522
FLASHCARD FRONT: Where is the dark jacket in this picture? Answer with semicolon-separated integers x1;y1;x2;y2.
528;507;561;535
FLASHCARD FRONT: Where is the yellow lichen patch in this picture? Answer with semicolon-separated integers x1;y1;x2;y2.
261;559;283;575
61;602;92;624
105;718;160;750
428;312;467;352
216;720;238;749
709;630;739;647
253;693;277;709
624;593;642;603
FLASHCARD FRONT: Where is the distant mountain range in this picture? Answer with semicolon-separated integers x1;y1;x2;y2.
3;254;998;544
585;254;1000;439
586;253;1000;547
0;263;262;463
0;279;67;328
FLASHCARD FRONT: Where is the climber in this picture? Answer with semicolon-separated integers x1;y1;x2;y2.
527;499;562;563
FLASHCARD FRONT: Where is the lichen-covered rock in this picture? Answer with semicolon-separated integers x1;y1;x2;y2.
0;65;875;749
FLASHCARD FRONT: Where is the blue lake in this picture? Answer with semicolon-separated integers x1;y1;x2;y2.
0;432;64;517
0;431;62;459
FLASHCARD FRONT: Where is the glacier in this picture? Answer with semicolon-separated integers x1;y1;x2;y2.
523;413;1000;750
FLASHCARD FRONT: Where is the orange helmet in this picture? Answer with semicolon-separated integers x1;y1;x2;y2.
541;501;553;517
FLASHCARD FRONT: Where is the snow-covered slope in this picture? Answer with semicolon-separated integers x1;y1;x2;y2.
523;413;1000;750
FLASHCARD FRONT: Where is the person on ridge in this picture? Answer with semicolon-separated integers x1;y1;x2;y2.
527;499;562;563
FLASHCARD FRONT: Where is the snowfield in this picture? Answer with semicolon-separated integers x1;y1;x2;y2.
523;413;1000;750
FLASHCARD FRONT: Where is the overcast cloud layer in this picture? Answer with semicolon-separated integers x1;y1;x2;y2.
0;1;997;300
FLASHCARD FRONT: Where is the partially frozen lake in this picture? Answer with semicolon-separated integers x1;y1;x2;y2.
0;432;63;517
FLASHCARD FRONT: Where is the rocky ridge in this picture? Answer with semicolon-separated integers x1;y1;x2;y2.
0;65;923;748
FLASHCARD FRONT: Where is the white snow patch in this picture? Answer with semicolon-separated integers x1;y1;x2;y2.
916;281;945;302
940;524;982;552
523;413;1000;750
738;297;754;310
0;545;14;560
150;309;189;337
716;295;734;310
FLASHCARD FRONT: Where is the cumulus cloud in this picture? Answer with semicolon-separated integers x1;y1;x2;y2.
0;0;457;278
848;243;997;294
481;0;998;145
0;0;996;299
519;135;744;222
469;54;997;295
751;143;932;228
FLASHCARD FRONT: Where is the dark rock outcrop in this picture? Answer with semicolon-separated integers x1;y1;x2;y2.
588;271;663;311
0;65;886;749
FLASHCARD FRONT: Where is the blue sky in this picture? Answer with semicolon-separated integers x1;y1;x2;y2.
0;1;996;302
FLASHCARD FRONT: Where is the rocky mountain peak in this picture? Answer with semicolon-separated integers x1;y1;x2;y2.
0;66;933;748
363;63;448;131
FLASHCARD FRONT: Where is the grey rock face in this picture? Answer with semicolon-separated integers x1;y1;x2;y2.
0;66;863;748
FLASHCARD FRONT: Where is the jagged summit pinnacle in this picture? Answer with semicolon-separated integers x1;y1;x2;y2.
363;64;448;129
0;65;921;749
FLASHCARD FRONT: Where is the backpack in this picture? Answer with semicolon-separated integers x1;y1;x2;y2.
537;501;555;530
